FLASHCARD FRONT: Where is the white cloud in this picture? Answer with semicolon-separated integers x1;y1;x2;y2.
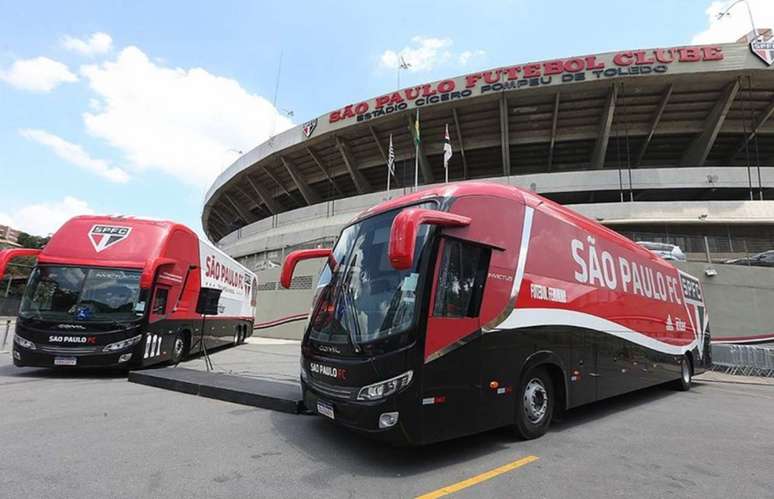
62;32;113;56
0;197;95;236
0;56;77;92
379;36;485;72
692;0;774;44
79;46;294;188
458;49;486;66
20;128;130;183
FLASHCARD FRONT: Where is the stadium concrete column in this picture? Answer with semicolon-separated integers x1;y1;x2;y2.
281;156;321;205
591;83;618;169
548;91;560;170
635;84;673;166
244;174;280;214
305;146;343;195
499;93;511;176
729;93;774;160
681;79;740;166
451;108;468;179
335;136;372;194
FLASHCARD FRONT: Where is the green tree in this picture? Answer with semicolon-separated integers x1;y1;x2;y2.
16;232;50;249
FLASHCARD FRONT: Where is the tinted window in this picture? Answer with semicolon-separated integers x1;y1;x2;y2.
433;239;490;318
153;288;169;315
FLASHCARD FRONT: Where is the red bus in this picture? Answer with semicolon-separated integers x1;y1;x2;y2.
281;182;711;444
0;215;257;369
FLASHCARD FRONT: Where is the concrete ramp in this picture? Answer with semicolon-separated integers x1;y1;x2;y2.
128;367;304;414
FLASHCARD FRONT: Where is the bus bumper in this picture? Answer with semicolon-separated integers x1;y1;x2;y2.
12;344;141;369
301;382;417;445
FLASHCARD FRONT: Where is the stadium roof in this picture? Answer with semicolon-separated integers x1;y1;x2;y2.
203;42;774;241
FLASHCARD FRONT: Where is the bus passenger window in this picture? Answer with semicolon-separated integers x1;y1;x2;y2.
152;288;169;315
433;239;490;318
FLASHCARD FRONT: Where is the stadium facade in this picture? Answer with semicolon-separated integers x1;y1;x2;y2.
202;40;774;340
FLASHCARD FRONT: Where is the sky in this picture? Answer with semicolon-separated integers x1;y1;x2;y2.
1;0;773;237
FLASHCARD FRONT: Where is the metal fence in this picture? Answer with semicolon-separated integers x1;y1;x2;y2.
711;344;774;377
0;318;15;352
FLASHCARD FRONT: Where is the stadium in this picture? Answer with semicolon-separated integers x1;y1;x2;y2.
202;39;774;340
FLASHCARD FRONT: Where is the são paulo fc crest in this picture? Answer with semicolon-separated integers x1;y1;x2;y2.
88;225;131;253
302;118;318;138
750;33;774;66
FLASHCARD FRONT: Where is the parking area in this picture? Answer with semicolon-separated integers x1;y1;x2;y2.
1;345;773;499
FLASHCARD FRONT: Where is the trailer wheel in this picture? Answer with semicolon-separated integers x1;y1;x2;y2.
170;332;186;365
514;367;554;440
674;356;692;391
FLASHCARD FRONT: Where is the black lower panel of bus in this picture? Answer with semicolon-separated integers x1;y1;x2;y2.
128;367;304;414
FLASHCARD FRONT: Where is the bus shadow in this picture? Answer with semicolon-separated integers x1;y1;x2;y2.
269;383;686;479
551;384;687;434
0;362;128;379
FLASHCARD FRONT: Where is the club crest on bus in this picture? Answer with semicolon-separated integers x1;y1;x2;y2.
751;34;774;66
88;225;132;253
302;118;318;138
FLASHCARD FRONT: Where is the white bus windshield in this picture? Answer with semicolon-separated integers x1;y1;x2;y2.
308;204;433;346
19;266;143;322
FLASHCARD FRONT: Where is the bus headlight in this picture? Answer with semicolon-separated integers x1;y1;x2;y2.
356;370;413;401
103;334;143;352
13;335;36;350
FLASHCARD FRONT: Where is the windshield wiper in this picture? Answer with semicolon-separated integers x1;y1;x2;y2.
342;286;362;353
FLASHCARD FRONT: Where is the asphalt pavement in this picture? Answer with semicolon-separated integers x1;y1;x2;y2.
1;344;773;498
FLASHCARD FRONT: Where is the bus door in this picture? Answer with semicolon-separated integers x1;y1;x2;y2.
143;284;171;362
420;196;518;439
422;236;490;442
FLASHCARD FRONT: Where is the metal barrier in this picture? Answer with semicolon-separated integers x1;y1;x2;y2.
1;318;15;351
711;343;774;377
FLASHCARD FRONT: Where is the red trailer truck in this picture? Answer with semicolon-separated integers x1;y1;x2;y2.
281;182;711;444
0;215;257;369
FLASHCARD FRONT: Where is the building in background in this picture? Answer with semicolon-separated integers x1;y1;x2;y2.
202;39;774;341
0;225;20;249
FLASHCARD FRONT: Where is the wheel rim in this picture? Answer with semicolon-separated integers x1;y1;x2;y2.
682;360;690;384
523;378;548;424
174;338;184;358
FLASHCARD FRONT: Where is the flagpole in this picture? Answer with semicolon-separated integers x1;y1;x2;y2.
414;109;419;190
387;162;391;198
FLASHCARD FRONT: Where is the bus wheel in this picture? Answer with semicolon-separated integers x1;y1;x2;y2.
674;356;692;391
514;367;554;440
170;332;186;365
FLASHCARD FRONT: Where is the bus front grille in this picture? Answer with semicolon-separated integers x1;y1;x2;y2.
308;378;358;400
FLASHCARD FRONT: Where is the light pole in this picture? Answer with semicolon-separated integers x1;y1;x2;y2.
716;0;760;41
397;56;411;90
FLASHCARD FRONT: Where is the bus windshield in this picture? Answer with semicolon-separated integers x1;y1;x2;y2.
308;204;434;346
19;266;143;322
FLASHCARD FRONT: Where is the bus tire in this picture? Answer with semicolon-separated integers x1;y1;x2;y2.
170;331;187;365
674;356;692;391
514;366;554;440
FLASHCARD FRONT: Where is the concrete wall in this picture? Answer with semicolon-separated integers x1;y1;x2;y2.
252;260;774;341
675;262;774;338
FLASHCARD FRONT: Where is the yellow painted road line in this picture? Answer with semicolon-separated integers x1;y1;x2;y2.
416;455;539;499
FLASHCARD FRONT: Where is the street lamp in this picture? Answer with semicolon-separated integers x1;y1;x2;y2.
397;56;411;90
716;0;761;41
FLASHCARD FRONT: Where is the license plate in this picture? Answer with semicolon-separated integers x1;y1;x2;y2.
54;357;77;366
317;401;335;420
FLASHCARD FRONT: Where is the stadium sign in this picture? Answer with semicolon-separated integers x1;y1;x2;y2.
315;45;736;136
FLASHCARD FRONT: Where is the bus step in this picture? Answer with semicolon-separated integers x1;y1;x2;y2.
128;367;304;414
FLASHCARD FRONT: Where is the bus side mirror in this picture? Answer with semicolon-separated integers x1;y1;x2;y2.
388;208;471;270
196;287;222;315
280;249;332;289
0;248;41;280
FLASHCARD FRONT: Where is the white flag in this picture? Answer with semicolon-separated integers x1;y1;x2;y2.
443;124;453;182
387;134;395;176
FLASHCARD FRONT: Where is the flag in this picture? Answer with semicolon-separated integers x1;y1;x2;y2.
414;110;420;145
443;124;453;177
387;134;395;176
